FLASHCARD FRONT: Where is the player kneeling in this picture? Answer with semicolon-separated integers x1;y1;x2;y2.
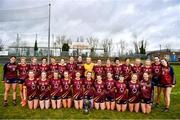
128;74;141;113
115;76;128;112
73;72;84;109
50;71;63;109
105;72;116;110
38;72;50;109
22;70;38;109
61;71;72;108
94;75;106;110
140;72;153;114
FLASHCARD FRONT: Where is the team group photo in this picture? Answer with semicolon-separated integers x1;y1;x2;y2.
0;0;179;119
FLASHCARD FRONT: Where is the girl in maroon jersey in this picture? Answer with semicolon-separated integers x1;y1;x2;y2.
132;58;143;80
38;72;50;109
83;72;94;108
73;72;84;109
128;74;141;113
76;56;85;78
22;70;38;109
29;57;39;79
61;71;72;108
17;57;29;104
39;57;49;76
152;56;162;106
140;72;153;114
122;58;132;85
104;59;114;76
142;59;153;78
160;58;176;112
66;57;77;79
48;57;58;79
115;76;128;112
105;72;116;110
93;59;105;78
50;71;63;109
94;75;106;110
2;56;18;107
58;58;67;78
113;57;122;81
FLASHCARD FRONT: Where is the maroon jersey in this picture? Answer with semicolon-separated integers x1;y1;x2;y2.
113;64;122;76
66;63;77;78
48;63;58;78
128;81;141;103
24;78;38;99
50;78;62;97
17;64;29;80
61;78;72;98
142;66;153;74
38;79;50;99
3;62;18;80
140;80;152;99
152;63;162;78
104;65;114;75
105;79;115;97
115;81;128;101
76;62;85;77
132;65;143;79
94;81;106;102
72;78;83;99
39;64;49;73
29;63;39;78
83;78;94;98
93;65;104;76
161;66;174;86
121;64;132;82
58;64;67;76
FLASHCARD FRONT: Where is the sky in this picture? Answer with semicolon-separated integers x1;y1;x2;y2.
0;0;179;53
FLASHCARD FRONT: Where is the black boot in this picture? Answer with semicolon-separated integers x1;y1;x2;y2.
162;108;169;112
13;99;17;106
3;100;8;107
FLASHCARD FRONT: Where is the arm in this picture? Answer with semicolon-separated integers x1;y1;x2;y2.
170;66;176;85
2;63;8;82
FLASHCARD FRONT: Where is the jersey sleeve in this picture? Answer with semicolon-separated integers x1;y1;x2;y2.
2;63;8;81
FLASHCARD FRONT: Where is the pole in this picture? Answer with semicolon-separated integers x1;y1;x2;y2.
48;3;51;64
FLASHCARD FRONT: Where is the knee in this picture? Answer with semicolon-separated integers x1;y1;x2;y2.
5;88;10;93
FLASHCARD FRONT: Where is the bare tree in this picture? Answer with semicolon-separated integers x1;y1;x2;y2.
86;36;98;49
165;43;171;52
55;35;67;48
117;40;126;55
0;39;4;51
102;38;112;56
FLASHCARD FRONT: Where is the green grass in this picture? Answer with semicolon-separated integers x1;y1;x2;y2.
0;65;180;119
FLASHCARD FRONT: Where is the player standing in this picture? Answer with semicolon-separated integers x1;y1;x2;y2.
128;74;141;113
115;76;128;112
94;75;106;110
22;70;38;109
61;71;72;108
2;56;18;107
50;71;62;109
160;58;176;112
17;57;29;104
72;72;84;109
105;72;116;110
140;72;153;114
38;72;50;109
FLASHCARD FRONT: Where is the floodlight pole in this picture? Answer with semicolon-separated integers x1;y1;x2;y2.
48;3;51;64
